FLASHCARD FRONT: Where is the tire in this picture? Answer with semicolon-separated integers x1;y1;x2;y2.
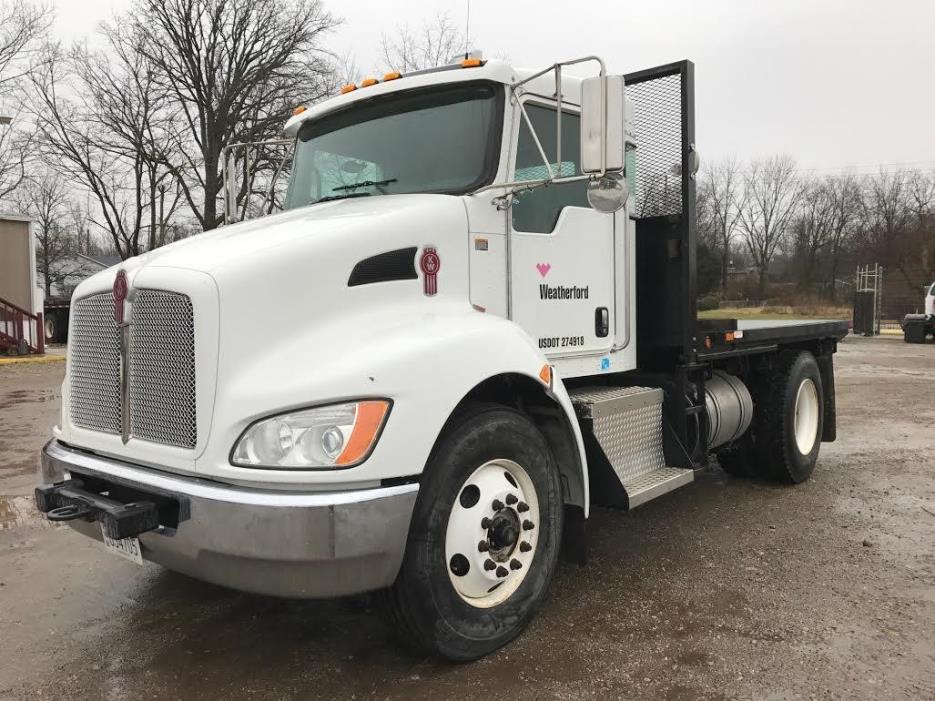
383;403;563;661
755;350;824;483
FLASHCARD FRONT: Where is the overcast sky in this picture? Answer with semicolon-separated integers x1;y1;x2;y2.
54;0;935;175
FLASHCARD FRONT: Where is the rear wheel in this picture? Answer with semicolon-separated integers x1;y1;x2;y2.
755;350;824;483
383;404;563;661
715;351;824;484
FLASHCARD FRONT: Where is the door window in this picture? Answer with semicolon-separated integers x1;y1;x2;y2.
512;104;588;233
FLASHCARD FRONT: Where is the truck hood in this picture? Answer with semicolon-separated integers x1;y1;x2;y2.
116;194;464;276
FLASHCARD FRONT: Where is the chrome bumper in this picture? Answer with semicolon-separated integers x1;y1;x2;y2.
40;440;419;598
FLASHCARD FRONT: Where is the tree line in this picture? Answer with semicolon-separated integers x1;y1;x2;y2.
697;156;935;304
2;0;933;307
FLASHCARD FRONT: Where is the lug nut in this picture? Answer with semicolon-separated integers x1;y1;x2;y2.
522;520;535;531
484;559;496;571
481;517;492;529
478;540;489;552
517;501;530;513
492;499;504;511
520;541;532;553
505;494;518;505
510;558;522;570
495;566;508;578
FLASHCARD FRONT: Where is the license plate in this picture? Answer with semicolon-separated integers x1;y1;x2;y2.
101;525;143;565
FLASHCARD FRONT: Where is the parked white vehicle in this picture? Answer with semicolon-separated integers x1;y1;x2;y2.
901;280;935;343
37;56;847;660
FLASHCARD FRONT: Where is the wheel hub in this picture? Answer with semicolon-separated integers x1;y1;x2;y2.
444;459;541;608
487;510;519;559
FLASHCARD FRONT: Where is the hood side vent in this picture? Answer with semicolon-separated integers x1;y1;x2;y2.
348;247;418;287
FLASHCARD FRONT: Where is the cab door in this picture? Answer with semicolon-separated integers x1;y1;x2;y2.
508;101;616;359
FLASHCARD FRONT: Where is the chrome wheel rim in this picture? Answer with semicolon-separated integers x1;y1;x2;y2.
794;378;819;455
444;459;540;608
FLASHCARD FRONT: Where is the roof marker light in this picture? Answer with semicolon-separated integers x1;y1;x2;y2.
383;71;401;81
340;83;357;94
292;105;308;116
461;58;483;68
360;77;379;87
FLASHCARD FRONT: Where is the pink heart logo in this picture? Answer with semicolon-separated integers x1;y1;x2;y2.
536;263;551;278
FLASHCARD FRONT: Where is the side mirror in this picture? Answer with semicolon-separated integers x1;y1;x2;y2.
580;75;625;174
587;172;629;213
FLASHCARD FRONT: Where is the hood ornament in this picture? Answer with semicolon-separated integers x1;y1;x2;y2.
113;270;129;326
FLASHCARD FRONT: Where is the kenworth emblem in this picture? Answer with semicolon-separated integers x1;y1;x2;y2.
113;270;129;326
420;247;440;296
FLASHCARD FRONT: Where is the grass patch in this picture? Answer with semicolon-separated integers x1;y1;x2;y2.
699;305;850;321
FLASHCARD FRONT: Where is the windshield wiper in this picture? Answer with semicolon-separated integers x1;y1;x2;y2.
314;191;372;204
332;178;397;193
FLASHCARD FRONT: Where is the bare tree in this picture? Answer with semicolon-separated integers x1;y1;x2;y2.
0;1;51;202
14;171;78;296
29;40;179;259
382;13;466;73
792;177;835;291
128;0;339;230
698;156;744;291
738;155;801;298
859;170;915;289
903;170;935;287
824;173;861;301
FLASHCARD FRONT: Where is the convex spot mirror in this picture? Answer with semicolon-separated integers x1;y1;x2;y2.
587;172;628;213
580;74;625;175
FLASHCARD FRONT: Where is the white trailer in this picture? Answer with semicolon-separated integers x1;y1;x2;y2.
36;57;846;660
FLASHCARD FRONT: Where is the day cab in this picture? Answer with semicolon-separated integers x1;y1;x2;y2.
35;56;847;661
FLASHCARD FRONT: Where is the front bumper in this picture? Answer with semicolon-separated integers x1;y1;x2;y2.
38;440;419;598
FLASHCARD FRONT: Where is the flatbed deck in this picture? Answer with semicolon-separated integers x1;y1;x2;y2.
696;318;849;361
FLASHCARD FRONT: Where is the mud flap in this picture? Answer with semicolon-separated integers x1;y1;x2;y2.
817;353;836;443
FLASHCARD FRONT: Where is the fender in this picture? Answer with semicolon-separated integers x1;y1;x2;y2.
200;301;589;513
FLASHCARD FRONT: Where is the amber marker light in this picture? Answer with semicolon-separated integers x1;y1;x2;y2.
539;364;552;386
340;84;357;94
335;400;391;466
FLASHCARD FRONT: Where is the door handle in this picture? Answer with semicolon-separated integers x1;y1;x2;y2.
595;307;609;338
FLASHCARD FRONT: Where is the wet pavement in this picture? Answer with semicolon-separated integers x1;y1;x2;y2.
1;336;933;699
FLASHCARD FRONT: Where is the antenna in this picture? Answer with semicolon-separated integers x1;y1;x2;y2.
464;0;471;60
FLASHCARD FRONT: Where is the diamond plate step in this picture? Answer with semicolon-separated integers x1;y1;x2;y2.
570;385;693;509
621;466;694;508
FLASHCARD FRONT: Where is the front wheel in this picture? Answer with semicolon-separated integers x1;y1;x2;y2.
383;404;563;661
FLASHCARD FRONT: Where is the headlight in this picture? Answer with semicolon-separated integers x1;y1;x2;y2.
231;400;391;469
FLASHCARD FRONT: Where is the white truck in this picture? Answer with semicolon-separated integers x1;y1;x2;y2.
901;281;935;343
35;56;847;661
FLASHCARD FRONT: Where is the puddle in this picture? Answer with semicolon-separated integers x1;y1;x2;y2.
0;495;55;531
0;389;60;408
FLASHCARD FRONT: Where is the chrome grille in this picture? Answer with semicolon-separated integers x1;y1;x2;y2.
70;294;121;434
128;290;196;449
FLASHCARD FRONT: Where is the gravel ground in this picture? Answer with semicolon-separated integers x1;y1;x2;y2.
1;336;933;699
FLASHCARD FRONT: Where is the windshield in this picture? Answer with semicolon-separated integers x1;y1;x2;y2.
285;82;502;209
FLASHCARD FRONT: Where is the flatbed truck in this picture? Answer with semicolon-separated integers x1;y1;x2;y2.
35;56;847;660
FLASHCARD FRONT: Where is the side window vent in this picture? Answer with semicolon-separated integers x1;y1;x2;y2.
348;247;419;287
